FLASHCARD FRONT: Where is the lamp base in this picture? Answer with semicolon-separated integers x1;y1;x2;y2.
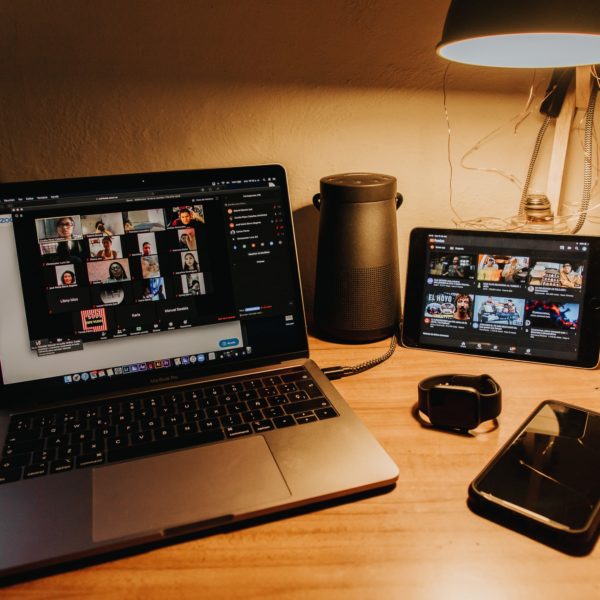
509;214;570;234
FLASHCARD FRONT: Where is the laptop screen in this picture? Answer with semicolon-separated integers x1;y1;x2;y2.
0;165;308;401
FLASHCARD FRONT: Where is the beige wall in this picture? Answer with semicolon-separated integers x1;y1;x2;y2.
1;1;598;313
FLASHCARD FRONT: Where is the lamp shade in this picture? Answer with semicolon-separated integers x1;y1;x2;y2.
437;0;600;68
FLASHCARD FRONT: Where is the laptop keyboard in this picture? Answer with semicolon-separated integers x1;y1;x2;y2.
0;367;338;484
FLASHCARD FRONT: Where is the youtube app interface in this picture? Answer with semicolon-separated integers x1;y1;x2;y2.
418;231;589;362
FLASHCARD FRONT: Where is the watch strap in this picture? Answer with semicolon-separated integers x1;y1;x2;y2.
418;373;502;424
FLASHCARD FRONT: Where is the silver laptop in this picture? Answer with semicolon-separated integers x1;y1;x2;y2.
0;165;398;578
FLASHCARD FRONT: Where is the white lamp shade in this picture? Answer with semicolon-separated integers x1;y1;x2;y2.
437;0;600;68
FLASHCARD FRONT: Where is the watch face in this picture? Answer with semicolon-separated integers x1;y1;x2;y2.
428;385;480;430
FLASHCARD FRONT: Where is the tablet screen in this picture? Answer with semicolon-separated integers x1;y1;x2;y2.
402;228;600;368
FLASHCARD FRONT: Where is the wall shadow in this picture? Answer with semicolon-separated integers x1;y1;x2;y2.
0;1;534;93
292;204;320;333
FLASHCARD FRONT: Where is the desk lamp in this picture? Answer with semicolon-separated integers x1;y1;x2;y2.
436;0;600;233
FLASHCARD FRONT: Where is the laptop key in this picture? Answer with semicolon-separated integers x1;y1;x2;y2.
296;415;318;425
107;436;129;451
315;407;339;420
56;445;82;459
180;400;198;412
198;418;220;432
50;459;74;474
77;452;105;468
247;398;268;409
176;423;199;436
264;406;284;418
224;383;243;393
156;427;176;440
242;410;263;423
277;383;298;394
206;406;228;418
259;386;278;398
286;391;309;402
251;420;274;433
225;424;252;438
185;389;204;402
183;409;206;422
71;430;95;444
290;411;314;419
82;440;103;453
220;414;242;428
31;450;53;463
131;430;155;445
217;393;238;404
227;402;247;414
204;385;224;397
24;463;48;478
243;379;263;390
268;395;289;406
273;416;295;428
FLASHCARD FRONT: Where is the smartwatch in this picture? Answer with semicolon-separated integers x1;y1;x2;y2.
417;374;501;432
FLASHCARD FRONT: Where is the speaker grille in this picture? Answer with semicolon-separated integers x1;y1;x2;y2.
321;263;398;331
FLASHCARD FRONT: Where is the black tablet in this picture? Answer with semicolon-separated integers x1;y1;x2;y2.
402;228;600;368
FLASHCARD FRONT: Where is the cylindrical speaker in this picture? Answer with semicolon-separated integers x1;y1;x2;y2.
313;173;402;342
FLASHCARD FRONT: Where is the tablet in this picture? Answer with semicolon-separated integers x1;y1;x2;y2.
402;228;600;368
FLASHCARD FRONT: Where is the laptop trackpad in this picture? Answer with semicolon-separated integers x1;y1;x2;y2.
92;436;291;542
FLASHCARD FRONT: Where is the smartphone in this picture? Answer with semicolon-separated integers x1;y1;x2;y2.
468;400;600;554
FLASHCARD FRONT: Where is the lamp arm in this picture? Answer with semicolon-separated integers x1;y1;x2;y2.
540;68;575;117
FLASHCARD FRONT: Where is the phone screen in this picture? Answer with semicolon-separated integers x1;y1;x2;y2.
472;401;600;531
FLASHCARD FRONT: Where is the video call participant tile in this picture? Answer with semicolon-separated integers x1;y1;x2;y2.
167;205;205;228
43;263;83;289
47;287;92;314
87;258;131;284
158;299;199;327
122;208;166;234
175;227;197;251
140;254;161;279
39;240;88;264
137;232;158;256
80;213;126;237
88;235;123;260
35;215;84;243
177;272;206;296
72;306;116;340
132;277;167;302
90;282;133;307
115;303;159;335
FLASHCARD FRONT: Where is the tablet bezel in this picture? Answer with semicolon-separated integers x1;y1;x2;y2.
401;227;600;368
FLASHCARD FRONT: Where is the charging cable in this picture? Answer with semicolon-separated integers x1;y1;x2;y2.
322;332;398;380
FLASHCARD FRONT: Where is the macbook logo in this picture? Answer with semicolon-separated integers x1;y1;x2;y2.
149;375;179;384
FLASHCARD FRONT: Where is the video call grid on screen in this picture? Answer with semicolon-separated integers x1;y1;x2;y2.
0;169;306;391
418;232;588;361
21;203;219;346
4;196;239;385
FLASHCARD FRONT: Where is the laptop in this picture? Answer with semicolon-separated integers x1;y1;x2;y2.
0;164;398;578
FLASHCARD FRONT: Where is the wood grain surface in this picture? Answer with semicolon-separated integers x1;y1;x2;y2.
2;337;599;599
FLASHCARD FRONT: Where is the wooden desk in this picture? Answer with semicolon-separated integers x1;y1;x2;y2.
3;338;599;598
